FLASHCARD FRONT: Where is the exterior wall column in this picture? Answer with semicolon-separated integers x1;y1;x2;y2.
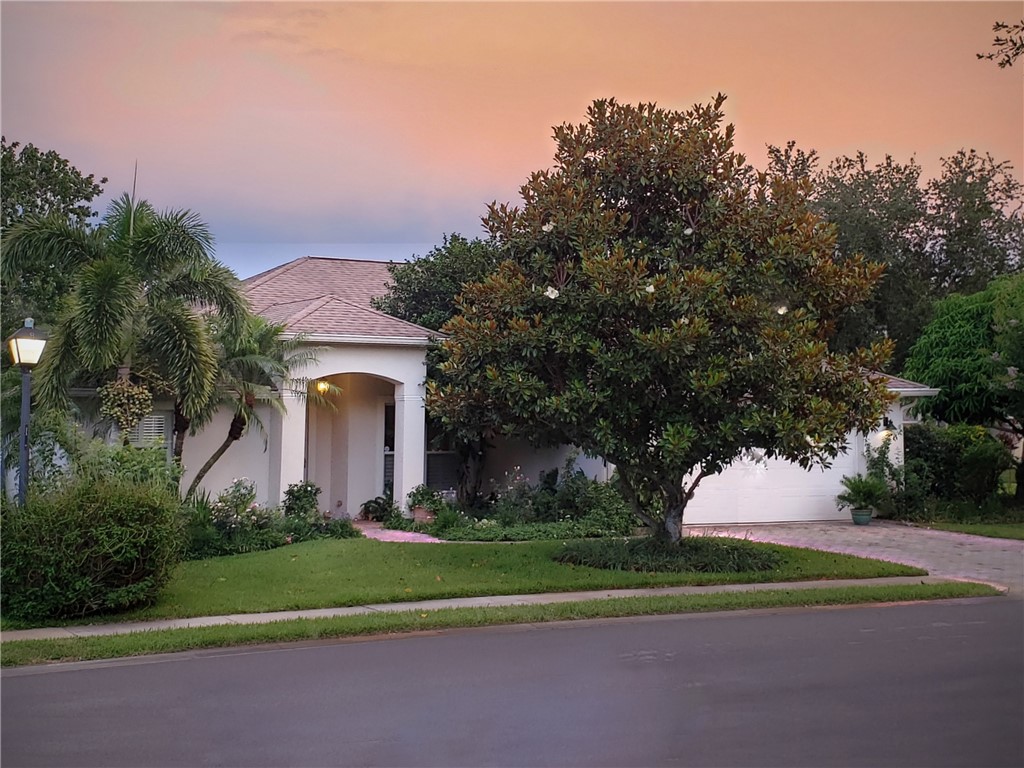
393;381;426;511
269;391;307;505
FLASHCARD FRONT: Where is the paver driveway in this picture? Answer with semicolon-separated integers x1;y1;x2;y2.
703;521;1024;594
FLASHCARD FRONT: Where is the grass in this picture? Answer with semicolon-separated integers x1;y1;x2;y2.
1;537;925;630
0;582;999;667
925;522;1024;540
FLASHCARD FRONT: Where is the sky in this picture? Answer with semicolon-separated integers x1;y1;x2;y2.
2;1;1022;279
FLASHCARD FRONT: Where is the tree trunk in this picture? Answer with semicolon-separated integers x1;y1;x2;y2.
1016;456;1023;501
172;400;190;465
185;412;245;499
456;438;486;507
661;484;688;543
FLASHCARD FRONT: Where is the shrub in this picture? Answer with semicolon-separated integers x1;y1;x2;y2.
554;536;783;573
360;492;399;522
905;423;1014;503
1;477;182;621
283;481;322;524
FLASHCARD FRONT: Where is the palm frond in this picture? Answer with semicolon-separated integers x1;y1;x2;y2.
68;257;139;370
1;216;105;282
153;261;247;333
143;300;218;419
133;208;215;275
31;314;83;413
103;192;156;249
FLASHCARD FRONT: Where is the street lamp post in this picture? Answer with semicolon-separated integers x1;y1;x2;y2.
6;318;48;506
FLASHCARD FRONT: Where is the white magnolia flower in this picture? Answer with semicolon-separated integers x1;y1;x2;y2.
541;222;554;233
645;284;655;294
684;227;694;236
544;286;560;299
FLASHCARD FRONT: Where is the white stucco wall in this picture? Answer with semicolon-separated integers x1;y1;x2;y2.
486;438;611;490
486;402;906;525
180;405;275;505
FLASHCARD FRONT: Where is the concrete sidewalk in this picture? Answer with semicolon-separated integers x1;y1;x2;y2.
0;575;974;642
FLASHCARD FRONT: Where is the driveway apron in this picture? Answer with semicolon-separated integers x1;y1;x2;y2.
702;521;1024;595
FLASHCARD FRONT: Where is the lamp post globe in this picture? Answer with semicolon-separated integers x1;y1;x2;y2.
5;318;48;506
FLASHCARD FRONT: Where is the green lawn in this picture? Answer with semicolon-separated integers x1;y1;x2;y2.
926;522;1024;540
3;537;924;629
0;582;998;667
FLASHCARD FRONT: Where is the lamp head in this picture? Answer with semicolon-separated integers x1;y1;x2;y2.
6;318;48;369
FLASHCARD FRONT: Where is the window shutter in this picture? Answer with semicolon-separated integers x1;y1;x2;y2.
129;413;169;446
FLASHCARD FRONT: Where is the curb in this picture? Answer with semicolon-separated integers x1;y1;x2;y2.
0;576;977;643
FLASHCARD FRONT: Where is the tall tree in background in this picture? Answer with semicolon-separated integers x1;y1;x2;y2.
924;149;1023;294
372;234;502;505
977;19;1024;68
767;143;1023;371
903;274;1024;497
2;193;247;444
1;137;107;336
432;97;893;542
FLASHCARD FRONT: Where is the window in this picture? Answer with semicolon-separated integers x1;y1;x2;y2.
383;404;395;491
128;413;170;450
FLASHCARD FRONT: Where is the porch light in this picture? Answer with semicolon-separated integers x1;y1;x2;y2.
316;380;330;395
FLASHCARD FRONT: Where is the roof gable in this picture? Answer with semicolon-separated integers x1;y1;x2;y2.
243;256;436;343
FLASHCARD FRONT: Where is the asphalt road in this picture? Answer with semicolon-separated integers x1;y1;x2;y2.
3;598;1022;768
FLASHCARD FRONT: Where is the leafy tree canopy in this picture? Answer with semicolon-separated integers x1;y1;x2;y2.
431;96;894;541
1;137;108;336
904;273;1023;436
371;234;501;333
767;144;1023;371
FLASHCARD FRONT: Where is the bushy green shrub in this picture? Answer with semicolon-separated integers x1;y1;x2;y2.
283;481;322;523
440;518;628;542
904;423;1014;504
183;480;361;559
554;536;783;573
1;477;182;621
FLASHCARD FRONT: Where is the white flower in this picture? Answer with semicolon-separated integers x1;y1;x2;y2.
684;227;694;236
544;286;560;299
645;284;655;294
776;305;789;315
541;222;554;233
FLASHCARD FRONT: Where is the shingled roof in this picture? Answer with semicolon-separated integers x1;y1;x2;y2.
243;256;434;343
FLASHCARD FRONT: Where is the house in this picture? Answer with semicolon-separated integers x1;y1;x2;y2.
166;256;936;524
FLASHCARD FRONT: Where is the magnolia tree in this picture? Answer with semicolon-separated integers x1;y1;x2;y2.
429;96;894;542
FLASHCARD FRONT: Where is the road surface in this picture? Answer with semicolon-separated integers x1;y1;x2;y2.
3;598;1022;767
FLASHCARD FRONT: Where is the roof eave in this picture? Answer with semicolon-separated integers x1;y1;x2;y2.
283;333;436;347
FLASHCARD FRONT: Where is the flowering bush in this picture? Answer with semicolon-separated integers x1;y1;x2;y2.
211;478;277;534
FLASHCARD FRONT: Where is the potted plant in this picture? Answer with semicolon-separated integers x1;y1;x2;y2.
406;484;443;523
836;474;889;525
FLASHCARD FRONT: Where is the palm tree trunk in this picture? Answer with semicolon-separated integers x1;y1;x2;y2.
185;412;245;499
172;400;190;465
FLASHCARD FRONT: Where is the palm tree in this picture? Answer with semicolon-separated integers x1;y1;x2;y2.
184;315;334;499
1;193;247;451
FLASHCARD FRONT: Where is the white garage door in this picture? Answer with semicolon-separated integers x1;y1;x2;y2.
683;433;864;525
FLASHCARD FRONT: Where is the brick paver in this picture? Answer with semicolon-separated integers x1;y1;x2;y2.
699;521;1024;594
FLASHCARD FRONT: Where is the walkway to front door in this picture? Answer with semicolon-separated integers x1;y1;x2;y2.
353;521;443;544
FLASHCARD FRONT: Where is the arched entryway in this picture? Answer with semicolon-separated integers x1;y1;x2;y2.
306;372;409;518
